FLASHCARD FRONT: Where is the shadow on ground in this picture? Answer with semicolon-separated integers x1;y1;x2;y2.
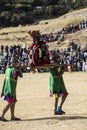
20;114;87;122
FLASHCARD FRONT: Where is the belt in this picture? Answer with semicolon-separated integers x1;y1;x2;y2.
6;77;17;82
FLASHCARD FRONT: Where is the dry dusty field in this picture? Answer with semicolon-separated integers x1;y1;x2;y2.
0;72;87;130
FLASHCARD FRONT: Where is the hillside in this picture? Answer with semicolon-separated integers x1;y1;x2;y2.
0;8;87;50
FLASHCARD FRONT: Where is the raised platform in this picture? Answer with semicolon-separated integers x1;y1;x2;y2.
20;63;59;69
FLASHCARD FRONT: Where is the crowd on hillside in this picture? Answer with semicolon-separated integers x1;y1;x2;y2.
41;19;87;43
0;39;87;73
60;19;87;34
0;19;87;73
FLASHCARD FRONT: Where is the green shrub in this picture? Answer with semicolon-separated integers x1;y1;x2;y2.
4;4;15;11
15;4;33;11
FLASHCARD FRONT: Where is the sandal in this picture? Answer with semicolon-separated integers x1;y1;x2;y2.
0;117;8;122
11;117;20;121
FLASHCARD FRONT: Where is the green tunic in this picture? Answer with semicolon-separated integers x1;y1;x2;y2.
1;67;17;98
49;67;66;95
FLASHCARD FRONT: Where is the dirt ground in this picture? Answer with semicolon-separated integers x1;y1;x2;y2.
0;72;87;130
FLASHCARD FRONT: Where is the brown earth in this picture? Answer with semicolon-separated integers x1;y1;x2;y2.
0;72;87;130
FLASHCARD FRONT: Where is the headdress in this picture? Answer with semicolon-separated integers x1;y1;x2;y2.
28;30;40;37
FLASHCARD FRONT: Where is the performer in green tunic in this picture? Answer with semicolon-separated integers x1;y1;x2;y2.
1;67;17;99
0;59;23;121
49;51;68;115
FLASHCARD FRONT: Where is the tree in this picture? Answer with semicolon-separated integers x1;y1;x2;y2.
32;0;44;6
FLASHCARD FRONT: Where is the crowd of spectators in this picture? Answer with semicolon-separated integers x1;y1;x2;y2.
40;19;87;43
0;44;29;73
79;20;87;30
56;41;87;72
61;19;87;34
0;19;87;73
0;40;87;73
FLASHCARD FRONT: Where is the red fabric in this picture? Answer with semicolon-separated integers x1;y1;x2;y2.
29;41;50;66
